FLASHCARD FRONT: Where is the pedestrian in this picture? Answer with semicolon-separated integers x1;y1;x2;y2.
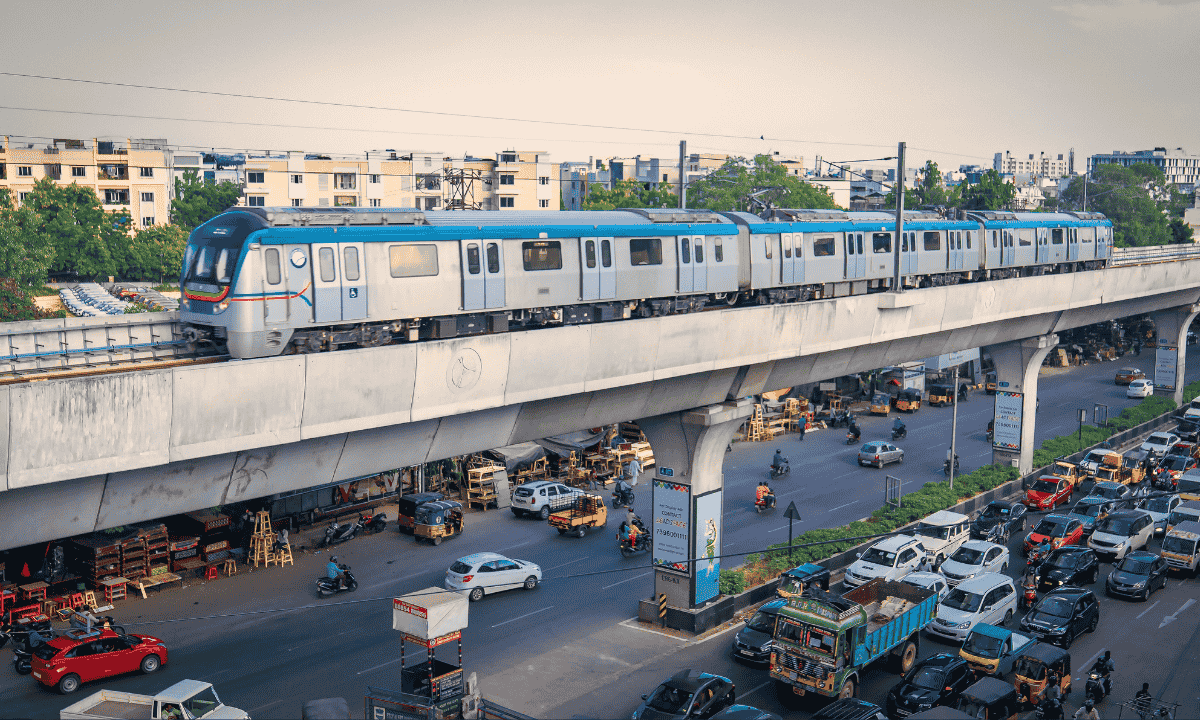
626;457;641;488
797;419;806;441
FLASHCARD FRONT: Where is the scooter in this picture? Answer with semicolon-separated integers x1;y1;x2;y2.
891;425;907;441
617;531;651;557
1085;670;1110;704
319;519;360;548
845;429;861;445
755;493;777;513
944;455;961;476
612;480;635;509
1019;577;1038;610
360;510;388;534
770;461;790;479
315;565;358;597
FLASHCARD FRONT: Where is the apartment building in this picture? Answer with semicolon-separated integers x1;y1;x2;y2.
1089;147;1200;192
993;151;1071;179
0;136;172;229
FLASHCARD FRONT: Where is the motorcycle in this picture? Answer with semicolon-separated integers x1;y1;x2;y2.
360;510;388;534
770;461;790;479
891;426;907;441
319;518;362;548
845;429;861;445
755;493;777;513
612;480;636;509
944;455;961;476
617;530;651;557
1085;670;1110;704
1020;576;1038;610
315;565;358;597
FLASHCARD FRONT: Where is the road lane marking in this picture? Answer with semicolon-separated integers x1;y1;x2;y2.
492;605;555;628
1159;598;1196;629
741;681;772;699
546;556;590;571
252;701;283;714
498;538;540;553
830;499;864;513
1136;600;1161;621
357;657;404;675
602;571;652;590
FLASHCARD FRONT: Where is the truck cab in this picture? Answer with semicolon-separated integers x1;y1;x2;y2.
1162;520;1200;575
1045;459;1085;489
958;623;1034;678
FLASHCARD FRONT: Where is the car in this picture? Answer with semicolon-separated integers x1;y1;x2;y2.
1087;481;1134;503
1159;455;1197;484
1018;587;1099;649
843;535;928;588
1105;550;1169;601
1023;515;1084;555
927;573;1018;642
1088;509;1155;561
971;501;1028;540
1024;476;1073;511
1179;470;1200;501
444;552;542;601
901;571;951;601
1036;547;1100;591
1139;493;1183;535
1141;432;1180;455
885;653;974;718
809;698;886;720
1183;395;1200;420
732;600;784;665
710;706;781;720
911;510;972;565
1126;379;1154;398
509;480;583;519
1114;367;1145;385
857;441;904;468
1176;417;1200;443
632;670;736;720
1065;498;1116;539
30;629;168;695
939;540;1010;587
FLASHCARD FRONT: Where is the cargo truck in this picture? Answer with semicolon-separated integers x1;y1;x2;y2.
769;577;937;703
59;680;248;720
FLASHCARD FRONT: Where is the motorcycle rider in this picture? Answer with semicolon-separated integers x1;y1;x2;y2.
847;420;861;442
772;449;788;473
1042;697;1065;720
1092;650;1114;698
1074;698;1099;720
326;555;347;590
1135;683;1153;720
892;417;906;436
756;481;775;509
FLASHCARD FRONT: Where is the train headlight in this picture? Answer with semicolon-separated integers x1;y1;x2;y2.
179;298;189;311
214;300;230;314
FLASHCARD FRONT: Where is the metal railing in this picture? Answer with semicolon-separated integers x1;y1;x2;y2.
1110;244;1200;265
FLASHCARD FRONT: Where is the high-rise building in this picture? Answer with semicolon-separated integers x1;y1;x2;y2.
993;151;1070;179
1088;147;1200;192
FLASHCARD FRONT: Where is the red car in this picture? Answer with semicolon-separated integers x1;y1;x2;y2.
1024;514;1085;555
1025;476;1073;511
31;628;168;694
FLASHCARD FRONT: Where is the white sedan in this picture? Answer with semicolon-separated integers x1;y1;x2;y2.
1127;379;1154;399
937;540;1010;587
445;552;542;602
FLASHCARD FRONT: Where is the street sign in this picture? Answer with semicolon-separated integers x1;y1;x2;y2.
1079;409;1088;423
784;501;802;521
659;467;674;477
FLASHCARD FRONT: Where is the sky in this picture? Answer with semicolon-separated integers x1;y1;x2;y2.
2;0;1198;175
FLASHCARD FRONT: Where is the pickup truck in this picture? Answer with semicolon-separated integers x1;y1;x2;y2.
60;679;248;720
548;493;607;537
958;623;1035;678
770;577;937;702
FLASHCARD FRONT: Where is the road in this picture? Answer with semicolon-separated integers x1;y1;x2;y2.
0;351;1194;719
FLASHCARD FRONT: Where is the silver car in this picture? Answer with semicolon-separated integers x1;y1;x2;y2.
858;441;904;468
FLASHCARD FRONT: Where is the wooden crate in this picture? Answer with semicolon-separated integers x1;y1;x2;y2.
466;464;502;510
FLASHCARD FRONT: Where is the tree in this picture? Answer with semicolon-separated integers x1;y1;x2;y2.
1169;217;1194;245
0;279;63;322
0;202;55;289
172;169;243;230
20;177;130;280
960;170;1016;211
885;161;961;209
1058;163;1184;247
688;155;840;211
580;178;678;210
123;224;190;282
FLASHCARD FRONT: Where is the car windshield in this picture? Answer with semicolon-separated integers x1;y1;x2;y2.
1165;457;1190;471
951;547;985;565
1072;503;1104;518
860;547;898;566
646;684;694;714
1147;436;1170;447
1052;463;1075;476
980;504;1009;519
1095;517;1134;536
1116;557;1153;574
1036;596;1075;618
1047;552;1079;568
449;561;473;574
1090;485;1122;500
1032;479;1059;493
1162;535;1197;554
1145;498;1174;514
906;667;946;690
942;588;983;612
1034;519;1066;537
1179;478;1200;493
183;687;221;719
1085;451;1109;463
915;523;950;540
1095;468;1117;481
31;643;60;661
1015;657;1048;681
747;610;777;634
962;632;1004;657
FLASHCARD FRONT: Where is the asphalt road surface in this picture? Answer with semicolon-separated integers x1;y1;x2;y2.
0;351;1195;719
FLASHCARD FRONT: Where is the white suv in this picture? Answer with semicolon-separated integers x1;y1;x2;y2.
911;510;971;565
510;480;583;520
843;535;928;588
1088;509;1155;561
927;573;1018;642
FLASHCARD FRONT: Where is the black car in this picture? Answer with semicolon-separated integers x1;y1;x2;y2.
1177;418;1200;443
1036;547;1100;592
1018;587;1099;649
885;653;974;718
1105;550;1170;601
710;707;782;720
633;670;736;720
811;698;887;720
732;600;784;665
971;501;1028;540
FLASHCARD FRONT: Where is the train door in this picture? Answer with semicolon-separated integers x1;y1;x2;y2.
901;232;918;275
948;231;963;270
692;236;708;291
1002;231;1015;266
460;240;485;311
312;243;343;323
261;246;288;325
580;238;600;301
1036;228;1049;263
483;241;506;309
283;245;314;324
1097;227;1111;260
340;242;367;321
845;232;865;278
676;236;694;292
780;233;795;284
598;238;616;298
792;234;804;284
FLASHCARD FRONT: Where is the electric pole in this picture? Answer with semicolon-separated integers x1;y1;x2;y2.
679;140;687;210
893;142;906;293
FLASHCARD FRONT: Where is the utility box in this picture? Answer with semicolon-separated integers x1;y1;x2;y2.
393;588;469;637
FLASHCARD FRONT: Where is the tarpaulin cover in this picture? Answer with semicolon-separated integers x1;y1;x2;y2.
536;429;605;458
487;442;546;473
393;587;469;638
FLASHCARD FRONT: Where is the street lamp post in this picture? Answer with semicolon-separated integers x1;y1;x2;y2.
949;366;959;490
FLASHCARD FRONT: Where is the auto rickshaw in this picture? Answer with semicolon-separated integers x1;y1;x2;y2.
870;392;892;416
1012;642;1071;709
929;384;955;407
956;676;1020;719
1122;448;1152;485
775;563;831;599
985;372;998;395
412;500;464;545
896;389;922;413
397;492;445;535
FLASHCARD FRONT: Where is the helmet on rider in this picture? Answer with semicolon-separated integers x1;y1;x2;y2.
330;556;338;564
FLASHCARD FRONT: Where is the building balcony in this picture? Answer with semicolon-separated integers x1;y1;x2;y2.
98;165;128;181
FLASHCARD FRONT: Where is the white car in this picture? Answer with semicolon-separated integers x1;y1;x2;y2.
901;571;950;601
911;510;972;565
1088;509;1155;561
510;480;583;520
1141;432;1180;455
926;573;1017;642
1127;379;1154;399
1140;494;1183;536
1184;396;1200;420
445;552;542;602
938;540;1010;587
843;535;927;588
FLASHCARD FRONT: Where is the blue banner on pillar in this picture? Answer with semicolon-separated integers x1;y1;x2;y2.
693;490;722;605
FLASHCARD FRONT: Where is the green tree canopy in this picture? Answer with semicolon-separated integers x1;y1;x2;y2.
580;178;678;210
0;199;56;290
885;161;961;209
171;169;243;230
0;279;64;322
123;224;190;283
688;155;840;211
20;177;131;280
959;169;1016;211
1059;163;1189;247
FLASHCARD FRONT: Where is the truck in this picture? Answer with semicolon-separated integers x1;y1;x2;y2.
60;680;248;720
1045;459;1087;490
548;493;607;537
769;577;937;702
958;624;1035;679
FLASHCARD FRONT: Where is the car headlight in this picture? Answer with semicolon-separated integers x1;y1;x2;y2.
1131;579;1147;588
957;620;973;628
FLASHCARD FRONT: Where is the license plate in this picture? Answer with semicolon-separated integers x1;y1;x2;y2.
739;650;754;656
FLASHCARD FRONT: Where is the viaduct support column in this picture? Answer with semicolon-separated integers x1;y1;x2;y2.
1150;304;1200;406
987;334;1058;475
637;397;754;611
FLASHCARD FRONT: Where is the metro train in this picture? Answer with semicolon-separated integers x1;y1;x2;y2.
178;206;1113;359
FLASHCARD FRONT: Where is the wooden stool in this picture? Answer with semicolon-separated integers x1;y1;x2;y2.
100;578;127;604
222;559;237;576
82;591;98;611
41;599;59;615
20;582;48;603
68;593;85;610
276;543;294;567
205;566;219;581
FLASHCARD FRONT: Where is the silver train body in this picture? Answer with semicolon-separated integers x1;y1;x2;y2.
178;207;1113;359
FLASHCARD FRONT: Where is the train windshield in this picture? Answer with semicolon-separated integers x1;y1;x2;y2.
183;211;266;299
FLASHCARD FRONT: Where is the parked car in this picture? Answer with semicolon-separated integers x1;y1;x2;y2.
1139;494;1183;536
1023;515;1085;555
885;653;974;718
1087;481;1134;503
911;510;972;565
938;540;1010;587
1066;498;1116;539
1126;379;1154;398
971;501;1027;540
1036;547;1100;591
510;480;583;519
857;441;904;468
632;670;736;720
1017;587;1099;649
842;535;927;588
1114;367;1145;385
809;698;886;720
926;573;1018;642
732;600;784;665
30;629;168;695
1088;509;1155;561
1024;476;1073;511
444;552;541;601
901;571;951;602
1141;432;1180;455
710;706;781;720
1105;550;1169;601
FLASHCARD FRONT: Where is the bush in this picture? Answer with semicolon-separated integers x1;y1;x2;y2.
0;279;65;322
719;569;746;595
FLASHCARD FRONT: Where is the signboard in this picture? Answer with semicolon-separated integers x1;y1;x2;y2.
653;480;691;574
1156;346;1178;391
922;348;981;372
693;490;722;605
659;467;674;477
993;391;1024;450
403;631;461;649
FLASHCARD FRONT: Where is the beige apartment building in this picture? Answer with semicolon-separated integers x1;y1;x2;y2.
0;137;172;229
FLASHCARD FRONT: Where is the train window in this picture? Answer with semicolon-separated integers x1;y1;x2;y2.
783;237;792;258
957;232;963;249
900;233;908;252
872;233;891;253
845;236;855;256
695;243;704;263
856;234;863;255
389;244;439;278
965;231;972;249
522;241;562;271
318;247;336;282
923;232;940;251
764;237;772;260
1018;232;1032;247
486;243;500;273
992;231;998;248
681;238;691;264
714;238;723;263
343;247;361;281
813;237;835;257
601;239;613;267
630;238;663;265
264;248;281;285
1051;229;1064;245
466;244;482;274
585;240;597;269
